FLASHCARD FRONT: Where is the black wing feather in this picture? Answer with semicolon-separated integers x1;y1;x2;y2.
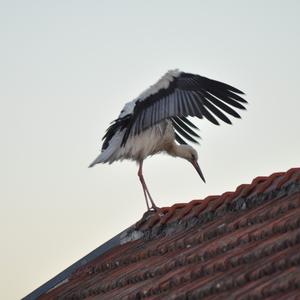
102;115;130;150
201;98;232;124
122;71;247;145
202;91;241;119
180;116;199;129
172;116;201;145
171;120;199;144
175;132;187;145
209;90;247;110
172;117;200;137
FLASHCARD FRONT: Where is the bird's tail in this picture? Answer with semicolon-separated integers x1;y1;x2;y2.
88;153;104;168
89;129;126;167
89;145;118;167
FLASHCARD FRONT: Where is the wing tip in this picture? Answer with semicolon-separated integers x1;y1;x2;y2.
233;88;245;95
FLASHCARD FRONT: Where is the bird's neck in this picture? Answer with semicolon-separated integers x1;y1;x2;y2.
168;144;191;160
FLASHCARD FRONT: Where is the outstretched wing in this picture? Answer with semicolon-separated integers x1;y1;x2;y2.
122;70;247;146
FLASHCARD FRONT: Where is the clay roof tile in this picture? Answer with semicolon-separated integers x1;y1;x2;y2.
24;167;300;300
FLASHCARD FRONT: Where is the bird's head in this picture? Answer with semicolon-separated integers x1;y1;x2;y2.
176;145;206;183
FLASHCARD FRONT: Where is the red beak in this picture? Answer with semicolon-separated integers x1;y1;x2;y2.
191;160;206;183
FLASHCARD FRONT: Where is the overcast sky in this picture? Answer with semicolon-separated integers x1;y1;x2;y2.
1;1;300;299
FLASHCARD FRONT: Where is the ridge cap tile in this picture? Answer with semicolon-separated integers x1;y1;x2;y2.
140;167;300;230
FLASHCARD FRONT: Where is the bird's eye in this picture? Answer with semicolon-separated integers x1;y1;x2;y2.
191;154;195;160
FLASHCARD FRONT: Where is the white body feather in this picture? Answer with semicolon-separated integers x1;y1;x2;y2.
90;120;175;165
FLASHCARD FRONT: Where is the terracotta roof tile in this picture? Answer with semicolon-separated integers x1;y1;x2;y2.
35;167;300;299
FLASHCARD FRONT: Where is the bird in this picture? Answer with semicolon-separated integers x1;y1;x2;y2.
89;69;247;211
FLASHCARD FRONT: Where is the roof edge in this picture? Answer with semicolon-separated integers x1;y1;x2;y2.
22;227;132;300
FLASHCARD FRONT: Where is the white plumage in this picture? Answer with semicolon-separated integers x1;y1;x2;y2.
90;121;173;165
90;69;247;211
137;69;181;100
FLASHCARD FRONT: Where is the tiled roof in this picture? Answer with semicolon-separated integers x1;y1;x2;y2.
37;168;300;300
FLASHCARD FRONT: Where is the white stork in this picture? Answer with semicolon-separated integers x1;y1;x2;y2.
89;69;247;211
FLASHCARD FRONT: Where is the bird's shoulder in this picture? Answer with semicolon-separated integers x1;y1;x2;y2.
118;99;137;118
118;69;182;118
137;69;182;101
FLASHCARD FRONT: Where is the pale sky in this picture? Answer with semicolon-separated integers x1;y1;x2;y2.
1;1;299;299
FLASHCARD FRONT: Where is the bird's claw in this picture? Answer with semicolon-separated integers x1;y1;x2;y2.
149;206;164;217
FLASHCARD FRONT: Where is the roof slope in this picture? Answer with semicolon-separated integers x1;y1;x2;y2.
38;168;300;299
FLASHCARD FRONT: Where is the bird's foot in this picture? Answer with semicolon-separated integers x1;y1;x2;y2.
149;205;164;217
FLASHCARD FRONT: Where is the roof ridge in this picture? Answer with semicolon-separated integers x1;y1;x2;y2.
134;167;300;232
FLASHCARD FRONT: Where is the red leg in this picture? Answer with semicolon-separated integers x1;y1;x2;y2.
138;161;159;211
145;186;159;211
138;161;150;210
